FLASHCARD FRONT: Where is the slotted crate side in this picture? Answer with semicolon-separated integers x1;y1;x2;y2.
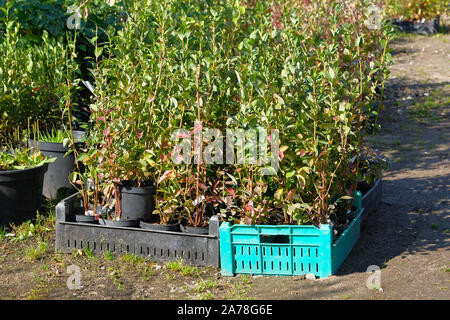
219;192;362;277
55;193;220;267
56;221;219;266
361;178;382;222
220;223;333;277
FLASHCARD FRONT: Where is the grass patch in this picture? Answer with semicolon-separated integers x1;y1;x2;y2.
103;250;115;261
166;259;200;277
120;253;144;265
24;241;48;262
0;225;6;241
194;279;220;293
141;264;155;281
199;292;215;300
83;247;96;260
107;267;123;291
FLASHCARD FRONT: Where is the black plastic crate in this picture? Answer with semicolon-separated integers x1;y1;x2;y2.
55;193;220;267
361;178;382;223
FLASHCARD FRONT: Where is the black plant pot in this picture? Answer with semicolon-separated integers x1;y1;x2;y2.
75;214;98;224
140;219;181;232
28;140;76;199
391;17;440;35
72;130;87;143
0;164;48;226
119;181;155;221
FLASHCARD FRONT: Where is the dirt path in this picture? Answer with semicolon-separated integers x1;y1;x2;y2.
0;31;448;301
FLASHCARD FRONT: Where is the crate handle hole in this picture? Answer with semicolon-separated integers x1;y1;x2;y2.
259;235;290;244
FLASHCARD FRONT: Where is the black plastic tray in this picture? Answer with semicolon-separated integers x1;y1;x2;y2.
360;178;382;223
55;193;220;267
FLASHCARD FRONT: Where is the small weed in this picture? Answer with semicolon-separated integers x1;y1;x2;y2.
166;259;199;277
166;274;176;280
181;265;199;277
224;276;254;300
83;247;96;260
107;267;123;291
194;279;220;293
166;260;184;272
342;294;352;299
71;249;83;258
430;223;439;230
103;250;115;261
0;225;6;241
120;253;143;265
240;275;252;285
25;241;48;262
52;250;64;263
199;292;215;300
26;276;50;300
11;211;54;242
141;265;155;281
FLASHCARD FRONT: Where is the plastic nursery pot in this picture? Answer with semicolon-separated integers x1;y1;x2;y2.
72;130;87;143
140;219;181;232
391;17;440;35
0;164;48;226
98;218;139;228
73;206;102;225
28;140;76;200
75;214;98;224
118;180;155;221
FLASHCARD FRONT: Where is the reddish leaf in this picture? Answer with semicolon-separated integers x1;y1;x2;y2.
136;129;143;140
178;133;190;139
227;188;236;198
158;170;173;184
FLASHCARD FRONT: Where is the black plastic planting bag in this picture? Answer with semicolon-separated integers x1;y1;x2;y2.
391;18;440;35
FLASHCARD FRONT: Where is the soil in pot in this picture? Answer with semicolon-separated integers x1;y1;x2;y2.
119;180;155;221
28;140;76;199
0;164;48;226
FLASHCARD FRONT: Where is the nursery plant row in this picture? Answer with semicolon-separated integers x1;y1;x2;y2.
0;0;401;276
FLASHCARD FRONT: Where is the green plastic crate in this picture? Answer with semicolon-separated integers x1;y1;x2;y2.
219;192;363;278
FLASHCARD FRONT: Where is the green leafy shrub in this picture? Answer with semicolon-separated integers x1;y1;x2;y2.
67;0;393;227
0;147;55;170
0;4;71;137
384;0;448;20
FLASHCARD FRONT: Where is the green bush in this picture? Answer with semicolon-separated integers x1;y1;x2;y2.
0;7;70;137
384;0;448;20
68;0;393;226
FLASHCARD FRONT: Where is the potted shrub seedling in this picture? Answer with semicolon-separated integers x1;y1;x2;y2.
0;129;55;226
